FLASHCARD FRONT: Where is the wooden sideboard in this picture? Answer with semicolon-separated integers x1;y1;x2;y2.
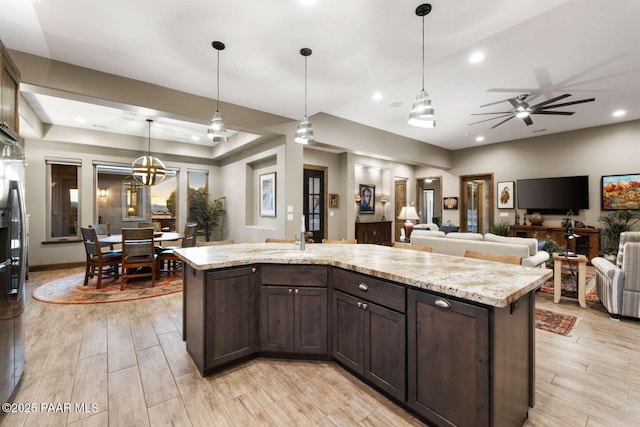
509;225;600;261
355;221;392;246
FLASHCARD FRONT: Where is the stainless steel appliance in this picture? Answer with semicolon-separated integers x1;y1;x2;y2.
0;139;26;404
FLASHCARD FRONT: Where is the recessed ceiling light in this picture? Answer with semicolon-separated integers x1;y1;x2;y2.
74;117;87;124
612;109;627;117
475;136;485;142
372;92;383;101
191;135;200;141
390;101;402;108
469;51;485;64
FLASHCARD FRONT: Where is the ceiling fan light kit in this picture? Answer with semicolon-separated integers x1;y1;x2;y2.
132;119;167;186
295;47;315;145
207;41;228;143
408;3;436;129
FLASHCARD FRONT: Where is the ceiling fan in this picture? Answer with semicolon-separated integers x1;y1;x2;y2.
468;93;595;129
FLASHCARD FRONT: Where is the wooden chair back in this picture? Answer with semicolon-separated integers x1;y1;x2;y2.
81;227;101;258
322;239;357;244
393;242;432;252
265;238;296;243
464;250;522;265
182;223;198;248
81;227;120;288
197;239;235;246
138;222;161;232
121;227;156;289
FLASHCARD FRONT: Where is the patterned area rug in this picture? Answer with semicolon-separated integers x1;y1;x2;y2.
535;308;578;336
539;268;599;303
32;273;183;304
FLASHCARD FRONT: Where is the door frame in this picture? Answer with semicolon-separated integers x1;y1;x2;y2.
303;164;328;241
459;173;494;233
415;176;442;226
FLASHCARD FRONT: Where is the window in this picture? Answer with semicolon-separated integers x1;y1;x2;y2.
47;159;81;239
187;170;208;222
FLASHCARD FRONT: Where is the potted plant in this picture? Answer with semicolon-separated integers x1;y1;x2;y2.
598;209;640;256
541;235;563;269
489;221;510;236
189;190;226;241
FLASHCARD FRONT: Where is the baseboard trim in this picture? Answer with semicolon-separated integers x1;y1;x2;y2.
29;262;85;272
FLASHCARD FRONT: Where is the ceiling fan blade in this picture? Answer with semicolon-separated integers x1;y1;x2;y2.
529;94;571;110
468;114;513;125
508;97;525;108
470;112;513;116
537;98;595;109
531;110;575;115
523;116;533;126
490;116;515;129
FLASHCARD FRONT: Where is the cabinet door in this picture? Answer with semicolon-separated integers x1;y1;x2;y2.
294;287;327;354
1;62;18;134
364;302;406;401
407;290;489;427
332;290;364;374
260;286;294;352
206;267;257;369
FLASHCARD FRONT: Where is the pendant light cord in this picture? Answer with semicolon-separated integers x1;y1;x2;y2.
147;119;152;156
216;49;221;113
421;14;425;91
304;55;308;117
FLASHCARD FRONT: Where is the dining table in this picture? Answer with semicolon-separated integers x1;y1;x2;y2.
98;231;184;245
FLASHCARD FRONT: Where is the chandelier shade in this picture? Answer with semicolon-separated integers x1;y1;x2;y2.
408;4;436;128
207;41;228;142
295;47;315;145
132;119;166;186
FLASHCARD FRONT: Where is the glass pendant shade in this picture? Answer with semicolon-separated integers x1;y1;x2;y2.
295;116;314;145
408;89;436;128
207;111;227;142
132;119;166;186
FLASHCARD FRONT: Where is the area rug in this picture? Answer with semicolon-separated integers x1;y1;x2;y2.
539;268;599;303
535;308;578;336
32;273;182;304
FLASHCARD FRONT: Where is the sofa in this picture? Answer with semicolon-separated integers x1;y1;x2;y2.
410;231;549;268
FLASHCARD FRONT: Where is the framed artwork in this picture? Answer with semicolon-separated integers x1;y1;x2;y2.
329;193;339;208
260;172;276;217
497;181;515;209
443;197;459;210
359;184;375;214
602;173;640;210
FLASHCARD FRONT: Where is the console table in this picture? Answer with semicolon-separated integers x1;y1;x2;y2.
509;225;600;261
355;221;392;245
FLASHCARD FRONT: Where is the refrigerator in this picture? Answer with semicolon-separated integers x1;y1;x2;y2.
0;139;26;404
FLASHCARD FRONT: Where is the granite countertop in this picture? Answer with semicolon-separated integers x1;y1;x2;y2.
174;243;552;308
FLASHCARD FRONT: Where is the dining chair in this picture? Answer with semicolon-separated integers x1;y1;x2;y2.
393;242;432;252
322;239;357;244
156;223;198;278
81;227;120;288
265;238;296;243
197;239;235;246
138;222;161;232
90;223;118;252
121;227;156;290
464;250;522;265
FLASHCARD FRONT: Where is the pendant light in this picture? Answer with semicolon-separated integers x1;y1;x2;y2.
408;3;436;128
295;48;315;145
207;41;228;142
132;119;166;186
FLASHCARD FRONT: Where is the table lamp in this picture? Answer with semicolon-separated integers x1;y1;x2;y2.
354;194;361;223
398;205;419;240
381;195;388;221
559;210;579;257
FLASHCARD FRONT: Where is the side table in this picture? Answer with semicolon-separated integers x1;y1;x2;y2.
552;253;588;308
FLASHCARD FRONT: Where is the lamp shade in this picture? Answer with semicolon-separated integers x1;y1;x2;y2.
408;90;436;128
398;206;419;221
207;111;227;142
132;155;167;186
294;116;314;145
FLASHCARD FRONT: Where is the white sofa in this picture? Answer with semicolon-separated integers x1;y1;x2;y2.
410;231;549;267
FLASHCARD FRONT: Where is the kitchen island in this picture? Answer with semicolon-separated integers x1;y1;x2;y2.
175;243;552;427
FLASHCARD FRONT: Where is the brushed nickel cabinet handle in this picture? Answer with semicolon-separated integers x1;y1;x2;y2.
357;301;362;308
358;283;368;291
288;288;292;294
251;267;256;273
295;289;299;294
435;299;451;309
362;303;368;310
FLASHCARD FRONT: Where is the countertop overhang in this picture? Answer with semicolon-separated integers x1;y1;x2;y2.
175;243;552;308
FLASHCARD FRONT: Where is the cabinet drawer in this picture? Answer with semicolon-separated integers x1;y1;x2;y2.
332;268;405;313
261;264;327;287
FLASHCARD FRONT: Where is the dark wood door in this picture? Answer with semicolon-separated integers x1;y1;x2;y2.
206;267;257;369
303;167;326;243
294;287;328;354
364;301;406;401
332;290;364;374
260;286;294;352
407;289;490;427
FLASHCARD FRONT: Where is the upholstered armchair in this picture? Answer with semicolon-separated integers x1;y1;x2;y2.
592;231;640;319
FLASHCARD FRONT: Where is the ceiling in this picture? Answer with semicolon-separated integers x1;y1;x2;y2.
2;0;640;152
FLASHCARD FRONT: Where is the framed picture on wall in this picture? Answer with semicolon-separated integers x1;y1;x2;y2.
497;181;515;209
260;172;276;217
359;184;375;214
329;193;339;208
602;173;640;210
443;197;458;210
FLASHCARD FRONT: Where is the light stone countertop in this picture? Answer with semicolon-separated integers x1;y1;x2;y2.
174;243;552;308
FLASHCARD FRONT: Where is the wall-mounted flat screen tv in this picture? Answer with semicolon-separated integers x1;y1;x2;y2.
517;175;589;213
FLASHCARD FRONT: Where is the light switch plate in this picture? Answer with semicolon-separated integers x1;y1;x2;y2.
287;205;294;213
287;213;294;221
499;212;509;217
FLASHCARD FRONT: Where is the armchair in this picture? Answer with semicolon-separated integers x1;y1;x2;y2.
592;231;640;319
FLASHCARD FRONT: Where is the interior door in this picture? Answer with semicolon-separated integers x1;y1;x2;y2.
460;174;493;234
303;166;327;243
394;179;407;241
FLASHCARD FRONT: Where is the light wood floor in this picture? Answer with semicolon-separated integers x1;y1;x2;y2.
2;268;640;426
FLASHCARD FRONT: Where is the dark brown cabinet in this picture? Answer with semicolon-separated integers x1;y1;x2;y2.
0;40;20;139
509;224;600;261
184;265;257;374
355;221;392;245
332;269;406;401
260;265;328;354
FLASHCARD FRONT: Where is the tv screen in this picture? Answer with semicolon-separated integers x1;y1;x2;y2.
517;175;589;211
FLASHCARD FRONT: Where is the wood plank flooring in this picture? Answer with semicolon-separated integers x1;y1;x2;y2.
2;267;640;426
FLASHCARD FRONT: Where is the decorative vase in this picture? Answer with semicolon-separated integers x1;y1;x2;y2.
529;212;544;226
